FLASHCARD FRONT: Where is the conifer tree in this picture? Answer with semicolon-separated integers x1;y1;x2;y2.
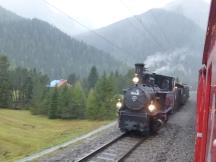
86;89;99;119
58;86;74;119
48;87;58;119
0;55;11;108
91;74;116;120
31;82;44;114
71;82;86;119
23;75;33;105
31;71;49;114
40;87;51;115
87;66;98;90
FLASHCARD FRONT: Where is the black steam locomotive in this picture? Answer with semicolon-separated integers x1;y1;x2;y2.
116;63;189;134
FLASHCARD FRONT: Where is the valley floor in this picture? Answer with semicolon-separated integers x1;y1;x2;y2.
0;109;110;162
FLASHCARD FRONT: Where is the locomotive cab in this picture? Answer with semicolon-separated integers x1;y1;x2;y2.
142;73;176;112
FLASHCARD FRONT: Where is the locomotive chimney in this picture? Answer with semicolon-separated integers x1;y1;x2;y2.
135;63;145;82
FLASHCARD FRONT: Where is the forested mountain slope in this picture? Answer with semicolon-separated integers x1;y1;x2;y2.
77;9;205;87
0;6;22;22
0;7;125;79
77;9;204;63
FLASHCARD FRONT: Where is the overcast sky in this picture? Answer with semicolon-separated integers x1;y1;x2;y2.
0;0;177;28
44;0;211;28
46;0;175;28
0;0;211;30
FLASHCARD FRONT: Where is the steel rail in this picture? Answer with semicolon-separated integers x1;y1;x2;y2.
75;133;126;162
117;137;146;162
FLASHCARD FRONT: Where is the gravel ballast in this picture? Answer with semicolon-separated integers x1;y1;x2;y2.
35;92;196;162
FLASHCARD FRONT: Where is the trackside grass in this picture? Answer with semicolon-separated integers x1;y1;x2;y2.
0;109;111;162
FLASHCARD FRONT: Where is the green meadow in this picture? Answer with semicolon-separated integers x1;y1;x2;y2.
0;109;110;162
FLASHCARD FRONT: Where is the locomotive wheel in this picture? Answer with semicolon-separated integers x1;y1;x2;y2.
150;116;165;134
169;107;175;115
150;125;159;134
150;121;160;134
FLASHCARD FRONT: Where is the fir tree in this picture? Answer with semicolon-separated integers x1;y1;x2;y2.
87;66;98;90
92;74;116;120
31;70;49;114
23;75;33;105
71;82;86;119
0;55;11;108
48;87;58;119
86;89;99;119
58;86;74;119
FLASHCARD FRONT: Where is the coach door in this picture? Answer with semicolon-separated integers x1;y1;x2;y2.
205;64;216;162
206;62;216;162
195;67;206;162
206;89;216;162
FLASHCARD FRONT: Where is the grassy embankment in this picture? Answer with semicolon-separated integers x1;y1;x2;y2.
0;109;111;162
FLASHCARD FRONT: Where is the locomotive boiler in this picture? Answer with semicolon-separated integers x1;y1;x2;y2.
116;63;189;134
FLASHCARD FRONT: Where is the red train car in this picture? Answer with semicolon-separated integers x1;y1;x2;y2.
195;0;216;161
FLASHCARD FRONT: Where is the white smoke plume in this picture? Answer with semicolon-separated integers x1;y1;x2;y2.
144;48;196;84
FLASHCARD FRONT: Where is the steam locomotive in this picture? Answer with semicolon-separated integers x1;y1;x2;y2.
116;63;189;134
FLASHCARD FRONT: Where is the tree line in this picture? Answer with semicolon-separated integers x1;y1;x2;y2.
0;55;133;120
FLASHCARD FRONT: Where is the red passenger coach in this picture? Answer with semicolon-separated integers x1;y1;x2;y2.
195;0;216;161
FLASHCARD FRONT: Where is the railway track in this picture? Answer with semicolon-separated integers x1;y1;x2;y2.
75;133;146;162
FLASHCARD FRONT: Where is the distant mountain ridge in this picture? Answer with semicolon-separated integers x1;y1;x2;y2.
77;9;204;63
0;0;87;35
165;0;209;30
0;6;21;22
76;8;205;88
0;6;126;79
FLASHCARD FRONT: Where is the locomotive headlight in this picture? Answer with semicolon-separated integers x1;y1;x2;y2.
116;100;122;109
148;103;156;112
132;76;139;84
